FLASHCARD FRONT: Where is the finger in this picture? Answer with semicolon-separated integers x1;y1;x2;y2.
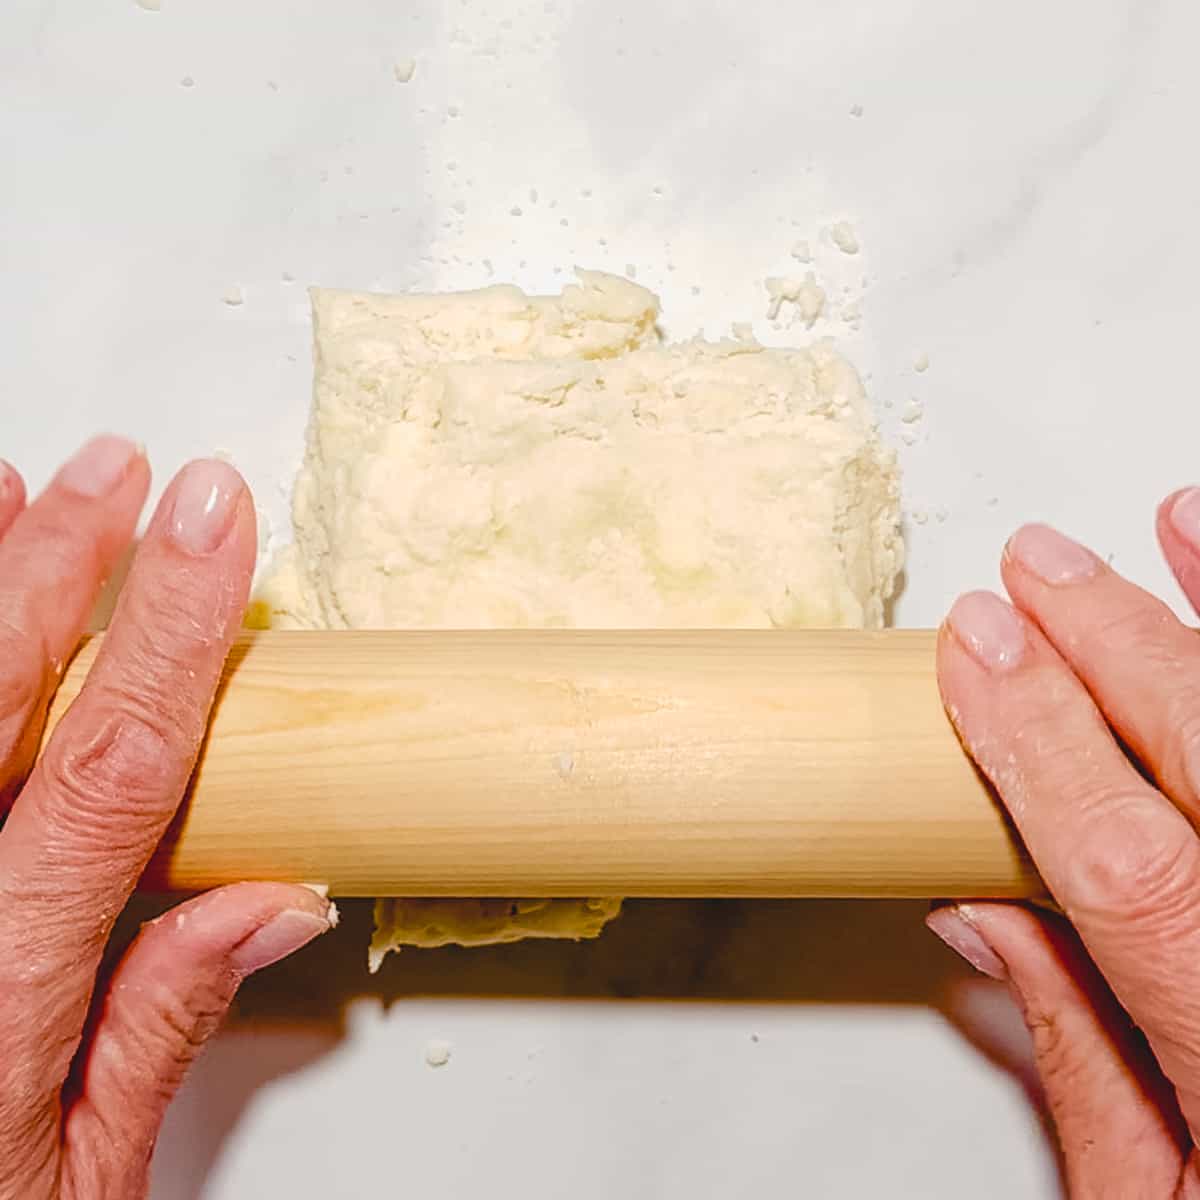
0;437;149;810
939;592;1200;1131
929;903;1187;1193
0;459;26;541
1159;488;1200;618
60;883;334;1196
0;459;255;1076
1001;522;1200;819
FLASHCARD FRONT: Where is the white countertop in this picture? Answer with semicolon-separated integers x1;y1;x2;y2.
7;0;1199;1195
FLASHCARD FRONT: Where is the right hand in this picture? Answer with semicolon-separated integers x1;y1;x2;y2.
930;505;1200;1196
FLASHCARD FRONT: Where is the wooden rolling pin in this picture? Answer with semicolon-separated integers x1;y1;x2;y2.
42;630;1040;898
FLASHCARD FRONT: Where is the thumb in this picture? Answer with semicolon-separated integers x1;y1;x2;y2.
928;902;1187;1194
60;882;335;1196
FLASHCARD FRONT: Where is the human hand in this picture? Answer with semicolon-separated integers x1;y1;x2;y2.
0;438;334;1199
929;500;1200;1196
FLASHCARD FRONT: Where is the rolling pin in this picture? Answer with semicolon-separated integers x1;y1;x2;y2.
41;630;1040;899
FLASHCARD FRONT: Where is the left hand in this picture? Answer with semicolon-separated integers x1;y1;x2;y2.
0;438;334;1199
929;497;1200;1195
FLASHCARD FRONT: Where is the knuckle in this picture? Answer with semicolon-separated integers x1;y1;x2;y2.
1065;792;1200;928
1025;1008;1079;1089
39;709;178;832
17;514;102;595
980;685;1108;808
116;580;224;717
106;973;236;1095
132;559;229;647
1091;598;1176;661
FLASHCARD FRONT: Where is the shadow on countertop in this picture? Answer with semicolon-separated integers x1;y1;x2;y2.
115;896;970;1020
128;899;1044;1200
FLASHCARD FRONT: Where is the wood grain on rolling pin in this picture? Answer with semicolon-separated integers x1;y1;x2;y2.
42;631;1040;898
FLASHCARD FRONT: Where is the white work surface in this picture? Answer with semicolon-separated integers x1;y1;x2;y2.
5;1;1200;1196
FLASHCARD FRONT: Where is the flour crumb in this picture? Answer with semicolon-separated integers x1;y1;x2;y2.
935;507;949;524
222;286;245;307
900;399;924;424
765;274;825;327
829;221;861;256
730;321;756;342
425;1040;453;1068
790;240;812;263
900;429;919;446
849;103;864;118
510;206;524;217
180;75;195;88
554;752;575;780
913;353;930;373
135;0;161;10
393;58;417;83
625;264;638;280
912;508;929;526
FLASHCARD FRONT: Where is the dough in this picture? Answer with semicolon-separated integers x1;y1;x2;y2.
258;269;902;967
369;899;622;973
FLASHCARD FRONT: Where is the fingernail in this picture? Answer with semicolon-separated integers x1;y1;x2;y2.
1169;488;1200;549
55;435;140;498
230;909;330;975
1005;524;1099;585
946;590;1026;672
168;459;243;555
926;906;1007;981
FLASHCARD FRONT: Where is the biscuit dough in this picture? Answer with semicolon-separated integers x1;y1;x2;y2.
259;270;903;967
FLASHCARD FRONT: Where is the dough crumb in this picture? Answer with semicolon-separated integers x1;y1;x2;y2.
900;399;924;424
135;0;161;10
790;240;812;263
625;263;638;279
849;104;864;118
765;274;825;327
425;1040;453;1068
829;220;861;256
913;352;930;373
393;58;417;83
222;286;244;307
180;75;195;88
